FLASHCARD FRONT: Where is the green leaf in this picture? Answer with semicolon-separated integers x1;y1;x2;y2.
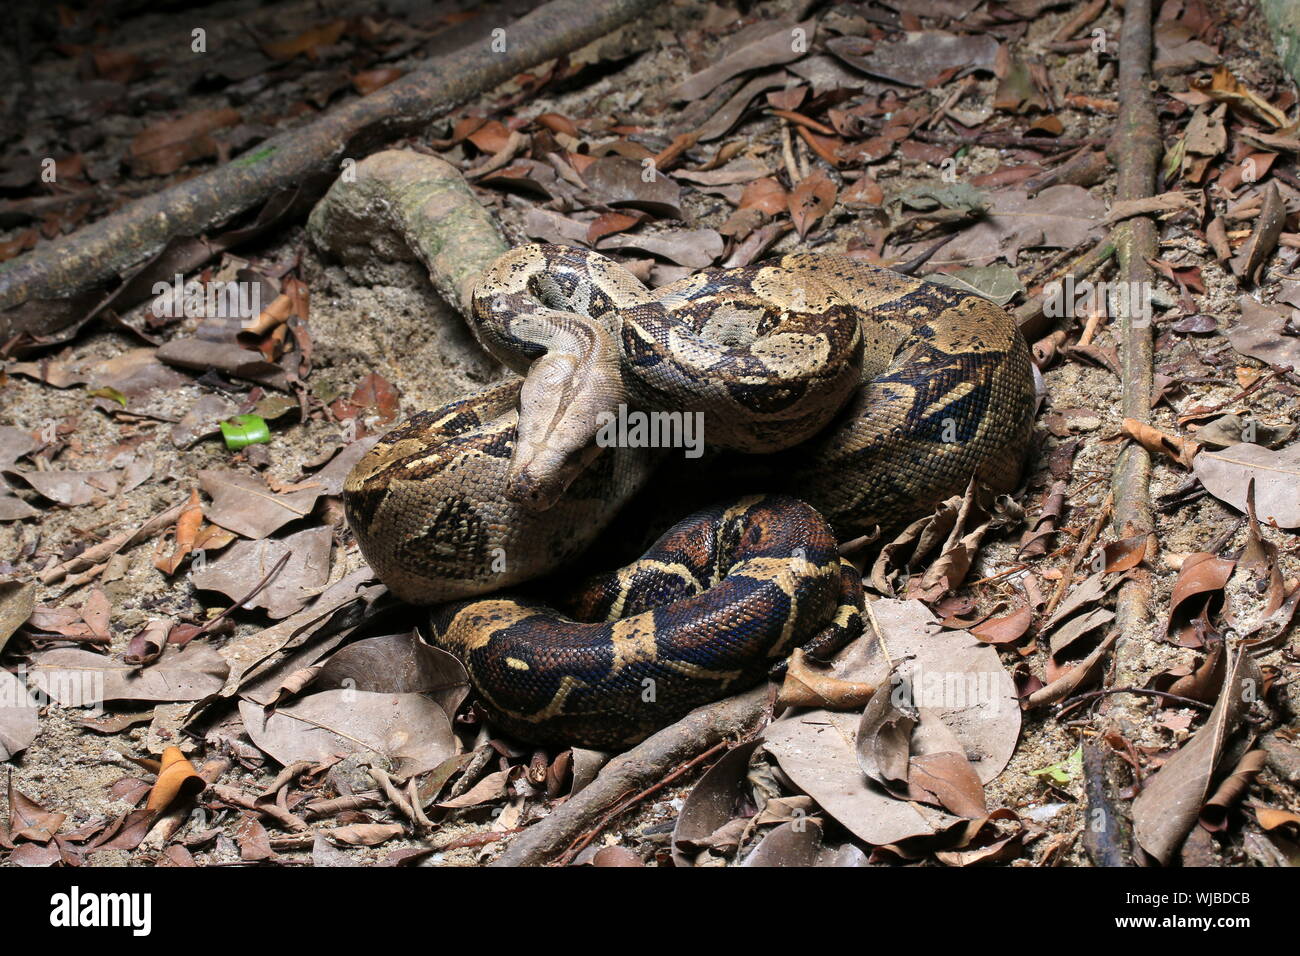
1029;745;1083;784
220;414;271;450
88;386;127;407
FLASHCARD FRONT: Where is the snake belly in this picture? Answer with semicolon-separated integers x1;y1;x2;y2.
344;243;1035;745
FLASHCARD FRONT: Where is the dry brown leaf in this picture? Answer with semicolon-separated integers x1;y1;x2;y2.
0;669;40;760
154;487;203;575
776;648;876;709
239;690;457;779
260;20;347;60
1193;442;1300;529
199;469;322;540
970;605;1033;645
145;745;204;814
1120;418;1199;468
1229;181;1285;284
1193;66;1289;128
789;171;836;238
1165;553;1235;641
671;739;763;867
129;108;241;176
1133;648;1263;864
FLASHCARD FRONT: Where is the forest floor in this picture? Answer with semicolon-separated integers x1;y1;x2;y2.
1;0;1298;868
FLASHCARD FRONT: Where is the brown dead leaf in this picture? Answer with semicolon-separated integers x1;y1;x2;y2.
1193;442;1300;529
129;108;241;176
260;20;347;61
1120;418;1199;469
1193;66;1288;129
351;68;402;95
28;643;229;704
971;605;1034;645
199;469;322;539
935;185;1106;268
239;691;457;779
1133;648;1263;864
154;488;203;575
8;780;66;843
190;526;331;619
789;171;837;238
145;745;204;814
1165;553;1236;643
0;669;40;760
777;648;875;709
1229;181;1285;284
826;31;998;88
674;19;816;100
671;739;763;866
1228;297;1300;372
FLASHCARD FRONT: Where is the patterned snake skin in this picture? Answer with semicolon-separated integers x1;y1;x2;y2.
344;244;1035;746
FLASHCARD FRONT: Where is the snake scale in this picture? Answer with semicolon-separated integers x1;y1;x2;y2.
344;243;1035;748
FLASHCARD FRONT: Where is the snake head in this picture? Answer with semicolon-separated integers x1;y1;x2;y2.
506;346;626;511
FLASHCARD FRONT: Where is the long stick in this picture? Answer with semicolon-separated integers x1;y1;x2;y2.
0;0;657;319
1089;0;1160;868
1106;0;1160;690
491;685;770;866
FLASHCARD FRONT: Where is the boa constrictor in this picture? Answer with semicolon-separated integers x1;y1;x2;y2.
344;243;1035;747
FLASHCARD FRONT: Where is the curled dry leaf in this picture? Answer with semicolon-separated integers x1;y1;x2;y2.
1165;553;1235;643
124;619;171;667
1120;418;1199;468
1199;748;1267;831
1022;630;1118;709
154;488;203;575
776;648;875;709
671;739;763;867
1133;648;1263;865
145;745;204;813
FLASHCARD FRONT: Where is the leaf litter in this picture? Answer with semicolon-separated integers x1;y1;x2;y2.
1;0;1298;869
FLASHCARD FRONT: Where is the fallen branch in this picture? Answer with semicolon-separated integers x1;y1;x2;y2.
1081;738;1131;868
490;685;771;867
0;0;657;322
1105;0;1160;694
556;739;730;865
1087;0;1161;867
1014;237;1117;341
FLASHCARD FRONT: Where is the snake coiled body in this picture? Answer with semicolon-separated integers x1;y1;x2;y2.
344;244;1035;746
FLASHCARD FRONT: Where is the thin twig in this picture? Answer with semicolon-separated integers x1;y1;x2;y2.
555;739;731;865
1057;686;1212;721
